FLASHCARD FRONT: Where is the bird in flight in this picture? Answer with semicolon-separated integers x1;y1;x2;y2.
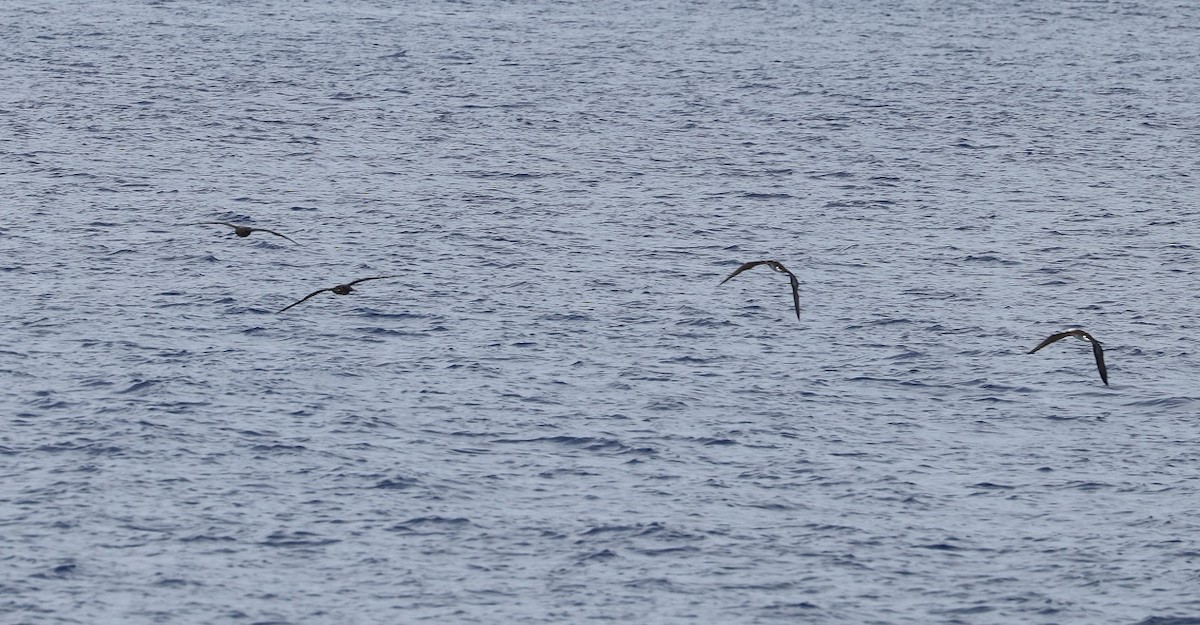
192;222;297;244
278;276;394;313
1027;328;1109;386
718;260;801;321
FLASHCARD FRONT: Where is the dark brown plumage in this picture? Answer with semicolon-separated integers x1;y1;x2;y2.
718;260;801;321
1028;328;1109;386
278;276;394;313
193;222;297;244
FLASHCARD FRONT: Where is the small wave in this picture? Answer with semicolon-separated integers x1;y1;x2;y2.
886;349;925;361
1060;481;1111;491
581;522;695;539
32;562;78;579
117;379;161;394
387;517;473;534
630;545;700;556
501;436;656;456
961;255;1018;265
903;288;957;300
916;543;962;551
577;549;619;562
665;355;726;364
372;476;420;490
259;531;340;548
538;467;598;478
674;317;736;327
740;192;794;199
249;444;308;454
36;441;123;456
1123;396;1198;409
536;313;593;322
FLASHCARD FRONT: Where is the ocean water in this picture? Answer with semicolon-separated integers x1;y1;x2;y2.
2;0;1200;623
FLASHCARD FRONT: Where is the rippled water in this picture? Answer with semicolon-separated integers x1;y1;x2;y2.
3;0;1200;623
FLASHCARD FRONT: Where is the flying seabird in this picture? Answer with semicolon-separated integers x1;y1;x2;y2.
718;260;801;321
1027;328;1109;386
277;276;394;313
192;222;297;244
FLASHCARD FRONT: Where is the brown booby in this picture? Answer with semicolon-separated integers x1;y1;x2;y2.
193;222;297;244
719;260;801;321
278;276;394;313
1028;328;1109;386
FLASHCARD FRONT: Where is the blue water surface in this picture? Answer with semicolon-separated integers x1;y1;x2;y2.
2;1;1199;623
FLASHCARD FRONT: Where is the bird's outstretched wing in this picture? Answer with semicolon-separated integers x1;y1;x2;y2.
346;275;393;287
191;221;237;229
1090;339;1109;386
254;228;298;244
1027;332;1074;354
278;288;331;313
786;272;801;321
718;261;772;285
